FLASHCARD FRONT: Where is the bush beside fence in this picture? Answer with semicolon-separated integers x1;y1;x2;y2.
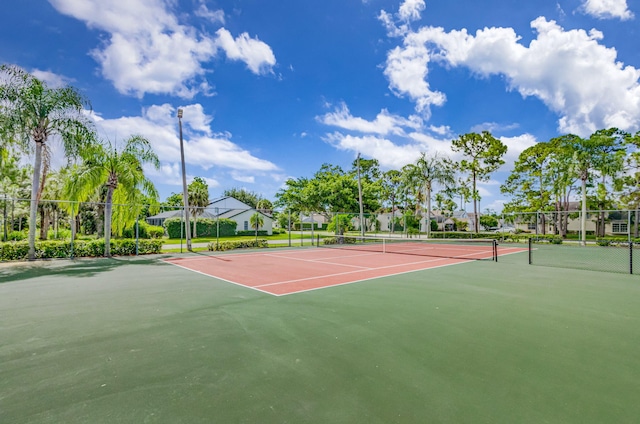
207;239;268;251
0;239;163;261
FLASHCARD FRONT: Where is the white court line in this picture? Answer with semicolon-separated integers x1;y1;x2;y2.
254;256;448;288
162;260;276;297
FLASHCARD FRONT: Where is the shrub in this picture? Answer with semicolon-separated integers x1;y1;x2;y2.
5;231;27;241
45;228;67;240
0;238;163;261
550;237;563;244
207;239;268;251
165;217;236;238
122;221;165;239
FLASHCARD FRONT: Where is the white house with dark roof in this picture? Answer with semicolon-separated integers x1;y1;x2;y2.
146;196;273;235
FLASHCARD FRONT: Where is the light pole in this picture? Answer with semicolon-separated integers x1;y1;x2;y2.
178;108;192;251
357;153;365;238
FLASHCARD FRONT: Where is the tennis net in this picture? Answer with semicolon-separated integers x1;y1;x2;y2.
318;235;498;261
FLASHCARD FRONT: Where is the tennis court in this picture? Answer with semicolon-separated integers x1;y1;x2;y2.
2;243;640;423
164;238;523;295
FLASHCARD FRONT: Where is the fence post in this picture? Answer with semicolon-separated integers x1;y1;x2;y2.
135;218;139;256
288;209;291;247
70;203;75;259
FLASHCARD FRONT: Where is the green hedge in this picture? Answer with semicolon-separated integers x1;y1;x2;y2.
165;217;237;238
0;239;163;261
207;239;269;251
122;221;165;239
236;230;269;236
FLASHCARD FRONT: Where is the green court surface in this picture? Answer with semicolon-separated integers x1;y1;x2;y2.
1;251;640;423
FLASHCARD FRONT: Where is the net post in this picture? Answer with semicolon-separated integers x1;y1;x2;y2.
316;234;319;247
630;241;633;275
528;237;532;265
493;239;498;262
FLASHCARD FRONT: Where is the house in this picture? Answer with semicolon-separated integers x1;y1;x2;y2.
300;213;327;228
512;205;633;236
146;196;273;235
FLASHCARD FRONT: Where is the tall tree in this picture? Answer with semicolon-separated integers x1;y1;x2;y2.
414;152;454;237
380;169;403;233
0;65;94;259
188;177;209;238
589;128;628;237
67;135;160;257
274;177;312;214
452;131;507;233
502;142;556;234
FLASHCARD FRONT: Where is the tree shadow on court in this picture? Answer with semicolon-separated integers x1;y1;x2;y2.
0;255;175;284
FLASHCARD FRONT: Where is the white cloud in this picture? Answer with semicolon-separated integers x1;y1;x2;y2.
31;69;73;88
499;134;538;169
398;0;426;22
324;133;423;169
382;16;640;135
214;28;276;75
384;34;446;116
47;0;275;97
230;171;255;184
88;103;279;187
317;103;423;135
581;0;634;20
195;3;225;24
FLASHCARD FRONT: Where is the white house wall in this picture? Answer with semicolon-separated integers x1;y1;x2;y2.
233;210;273;235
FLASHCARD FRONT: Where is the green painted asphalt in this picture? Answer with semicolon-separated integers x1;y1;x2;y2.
1;251;639;423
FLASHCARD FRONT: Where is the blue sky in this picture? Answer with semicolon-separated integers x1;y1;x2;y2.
2;0;640;212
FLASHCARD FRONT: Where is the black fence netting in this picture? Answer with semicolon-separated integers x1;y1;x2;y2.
528;239;639;275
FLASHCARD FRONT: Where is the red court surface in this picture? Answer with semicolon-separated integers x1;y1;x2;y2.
163;244;526;296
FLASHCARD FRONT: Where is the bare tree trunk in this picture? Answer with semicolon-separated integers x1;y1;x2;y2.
104;186;115;257
39;208;49;240
28;141;43;260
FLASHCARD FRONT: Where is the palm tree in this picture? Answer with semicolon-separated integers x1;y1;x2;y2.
67;135;160;257
414;152;455;238
188;177;209;238
381;169;403;233
0;65;93;259
250;212;264;241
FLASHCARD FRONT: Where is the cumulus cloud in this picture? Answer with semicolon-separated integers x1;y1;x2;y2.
381;14;640;135
324;133;424;169
195;2;225;24
317;103;422;135
398;0;426;22
498;134;538;169
48;0;276;97
214;28;276;75
581;0;634;20
88;103;279;186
